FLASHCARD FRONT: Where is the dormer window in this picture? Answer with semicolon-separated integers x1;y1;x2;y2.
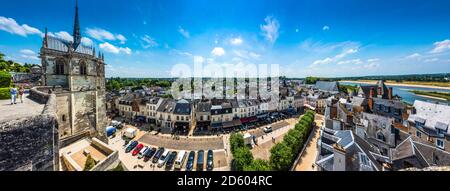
377;132;385;142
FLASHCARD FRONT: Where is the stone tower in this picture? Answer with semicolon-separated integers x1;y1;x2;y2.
40;0;108;143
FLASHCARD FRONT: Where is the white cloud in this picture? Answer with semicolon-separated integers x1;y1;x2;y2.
178;26;190;38
99;42;131;55
311;48;359;66
116;34;127;44
211;47;226;57
322;25;330;31
19;49;39;60
406;53;421;59
230;37;243;45
20;49;36;55
367;58;380;62
335;48;358;59
312;58;333;66
0;16;42;37
260;16;280;43
430;39;450;53
337;59;363;65
141;35;158;48
81;37;94;46
424;58;439;63
86;27;126;44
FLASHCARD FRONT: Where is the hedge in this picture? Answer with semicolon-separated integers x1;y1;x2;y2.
0;88;10;100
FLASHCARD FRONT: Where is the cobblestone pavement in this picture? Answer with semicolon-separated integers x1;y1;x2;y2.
0;94;45;123
138;132;225;151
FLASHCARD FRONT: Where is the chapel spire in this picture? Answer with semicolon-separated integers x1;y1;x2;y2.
72;0;81;50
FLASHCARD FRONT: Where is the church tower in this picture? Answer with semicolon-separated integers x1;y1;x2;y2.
40;0;108;143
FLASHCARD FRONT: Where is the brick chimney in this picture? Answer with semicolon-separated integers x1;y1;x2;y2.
388;87;393;100
368;87;374;111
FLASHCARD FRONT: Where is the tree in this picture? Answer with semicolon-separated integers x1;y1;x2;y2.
233;147;254;171
283;129;303;153
83;154;96;171
230;133;245;155
243;159;272;171
0;71;12;88
270;142;294;171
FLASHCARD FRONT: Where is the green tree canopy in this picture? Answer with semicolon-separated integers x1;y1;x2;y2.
233;147;254;171
270;142;294;171
243;159;272;171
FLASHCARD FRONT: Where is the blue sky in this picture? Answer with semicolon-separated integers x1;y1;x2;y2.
0;0;449;78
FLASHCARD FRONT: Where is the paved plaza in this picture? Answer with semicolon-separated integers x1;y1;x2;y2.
0;94;45;123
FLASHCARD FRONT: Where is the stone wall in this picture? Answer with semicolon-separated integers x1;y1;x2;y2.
0;93;59;171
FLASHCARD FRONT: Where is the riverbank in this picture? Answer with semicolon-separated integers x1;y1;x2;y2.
408;90;450;101
340;80;450;90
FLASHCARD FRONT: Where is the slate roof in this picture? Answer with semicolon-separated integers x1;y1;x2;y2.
157;99;176;113
174;100;191;115
408;100;450;134
373;98;406;109
47;36;94;55
196;102;212;113
317;128;382;171
315;81;339;93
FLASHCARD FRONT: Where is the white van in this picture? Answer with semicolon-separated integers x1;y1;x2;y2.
174;150;187;170
124;128;137;139
138;146;148;159
157;150;170;168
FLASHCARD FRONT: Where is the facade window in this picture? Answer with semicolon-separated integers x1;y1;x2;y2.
79;61;87;75
62;115;66;121
55;60;65;75
416;131;422;138
436;139;445;149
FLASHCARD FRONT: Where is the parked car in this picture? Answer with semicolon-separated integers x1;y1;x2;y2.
138;146;148;159
165;151;178;170
157;150;170;168
143;147;157;162
185;151;195;171
197;150;204;171
152;147;165;163
174;151;187;170
125;141;138;153
206;150;214;171
132;144;144;156
263;126;273;133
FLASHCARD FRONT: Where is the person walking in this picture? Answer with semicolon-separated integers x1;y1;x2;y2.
18;85;24;103
10;85;17;105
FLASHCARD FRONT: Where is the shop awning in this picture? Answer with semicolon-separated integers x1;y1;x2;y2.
222;119;242;129
240;116;257;123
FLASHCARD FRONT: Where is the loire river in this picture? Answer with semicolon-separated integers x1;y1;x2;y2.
340;82;450;105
